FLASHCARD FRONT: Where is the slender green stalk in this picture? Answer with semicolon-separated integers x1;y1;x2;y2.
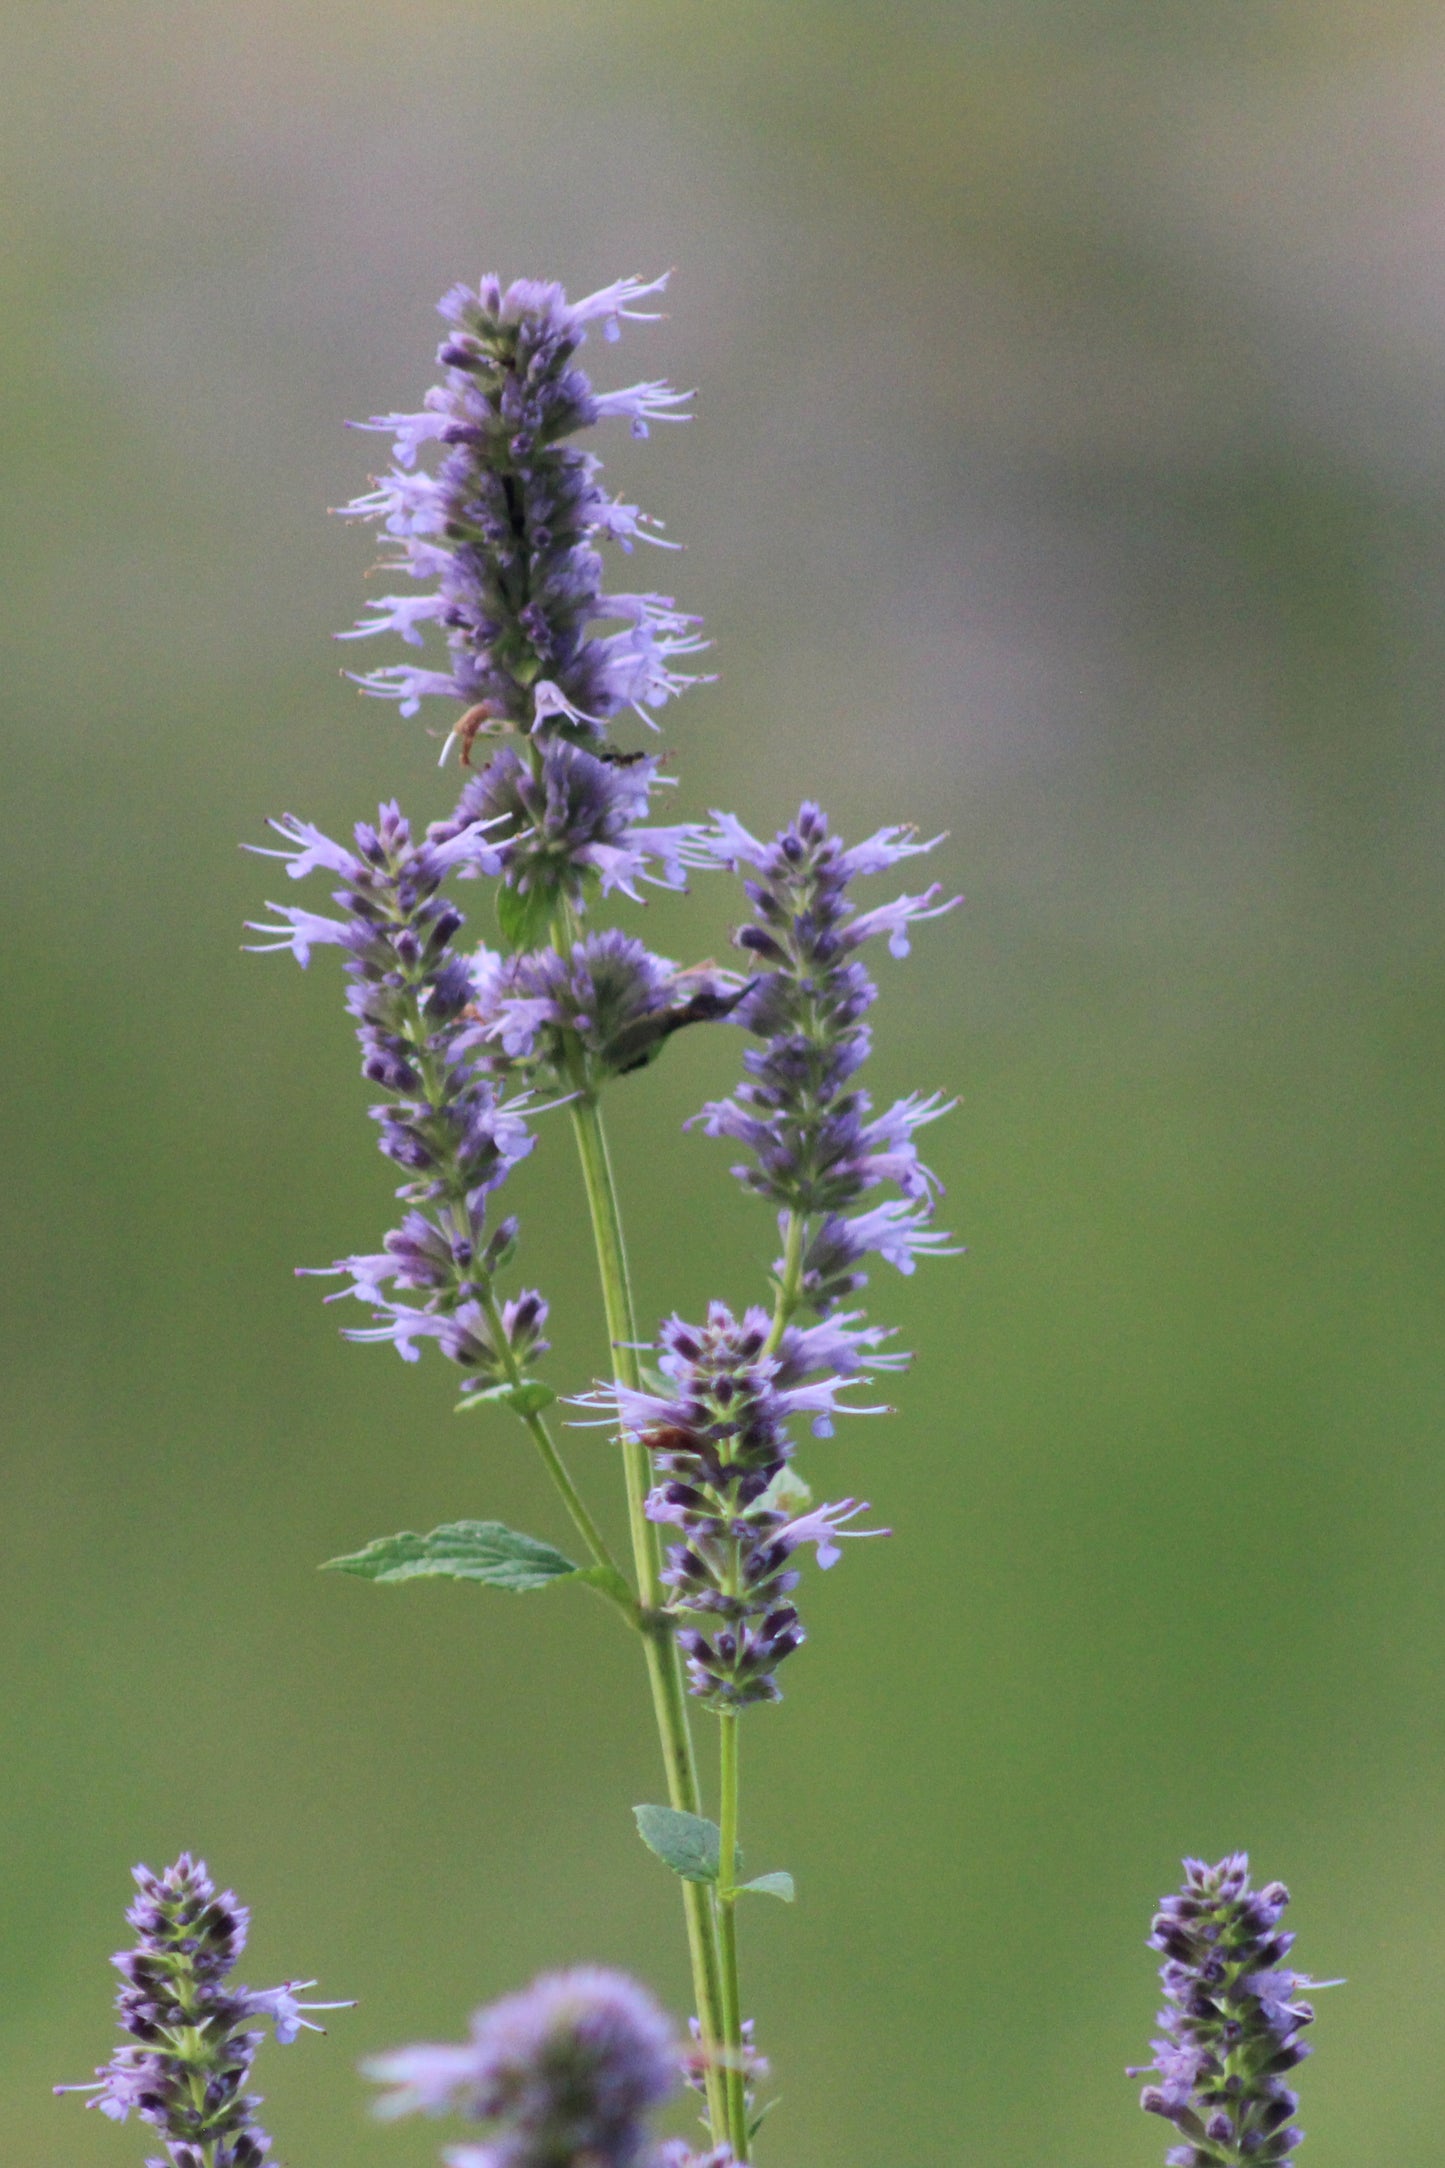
566;1098;663;1594
396;980;632;1611
762;1207;806;1356
568;1089;730;2145
471;1287;635;1620
717;1710;750;2161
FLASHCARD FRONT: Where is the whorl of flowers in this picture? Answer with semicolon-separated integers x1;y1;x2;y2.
583;1304;895;1707
1133;1854;1337;2168
55;1853;349;2168
695;804;959;1314
246;802;547;1391
472;930;745;1083
336;272;707;738
364;1966;690;2168
434;741;708;905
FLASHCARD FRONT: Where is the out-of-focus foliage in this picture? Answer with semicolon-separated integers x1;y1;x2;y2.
4;6;1442;2166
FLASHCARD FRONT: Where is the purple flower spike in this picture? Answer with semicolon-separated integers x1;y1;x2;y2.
55;1854;351;2168
365;1967;680;2168
247;803;547;1390
1131;1855;1340;2168
337;272;710;743
577;1303;889;1709
693;801;960;1317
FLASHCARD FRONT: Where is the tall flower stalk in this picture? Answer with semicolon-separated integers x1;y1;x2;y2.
56;268;1364;2168
247;272;958;2161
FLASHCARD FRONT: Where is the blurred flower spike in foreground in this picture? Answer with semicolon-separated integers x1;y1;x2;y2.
366;1965;730;2168
1133;1854;1340;2168
55;1853;352;2167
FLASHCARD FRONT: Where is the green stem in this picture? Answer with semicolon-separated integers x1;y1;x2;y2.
523;1409;630;1602
762;1208;806;1357
566;1097;661;1592
473;1289;635;1621
568;1089;730;2145
717;1711;750;2161
394;977;630;1612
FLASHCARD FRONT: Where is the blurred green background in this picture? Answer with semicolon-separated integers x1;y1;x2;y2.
4;3;1443;2163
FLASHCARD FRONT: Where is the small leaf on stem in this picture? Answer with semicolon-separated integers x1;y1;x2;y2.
737;1872;795;1903
633;1805;722;1883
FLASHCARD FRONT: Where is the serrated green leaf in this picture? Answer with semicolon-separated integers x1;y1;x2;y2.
496;881;557;954
738;1871;795;1903
323;1520;580;1592
633;1804;721;1883
456;1378;557;1419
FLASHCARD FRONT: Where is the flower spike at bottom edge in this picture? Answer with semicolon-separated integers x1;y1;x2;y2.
55;1854;352;2167
1132;1853;1341;2168
364;1966;733;2168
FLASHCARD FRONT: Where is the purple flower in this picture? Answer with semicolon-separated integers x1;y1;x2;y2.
1132;1855;1339;2168
365;1967;678;2168
472;930;746;1081
680;2016;768;2133
240;1980;354;2046
693;802;960;1316
248;803;547;1390
337;273;710;742
431;741;710;906
578;1303;888;1709
55;1855;350;2168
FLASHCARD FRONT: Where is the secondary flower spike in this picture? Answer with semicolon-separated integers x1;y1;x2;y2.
1133;1854;1339;2168
337;272;709;737
56;1853;351;2167
579;1304;891;1708
695;803;959;1317
247;803;548;1391
365;1966;682;2168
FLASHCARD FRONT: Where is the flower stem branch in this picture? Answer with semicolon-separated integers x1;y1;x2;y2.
475;1283;635;1619
567;1088;730;2145
762;1209;806;1357
717;1710;749;2162
395;988;630;1613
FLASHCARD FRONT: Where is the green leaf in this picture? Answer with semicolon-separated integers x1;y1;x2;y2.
323;1520;580;1592
496;881;557;954
738;1871;795;1903
455;1378;557;1419
633;1804;721;1884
